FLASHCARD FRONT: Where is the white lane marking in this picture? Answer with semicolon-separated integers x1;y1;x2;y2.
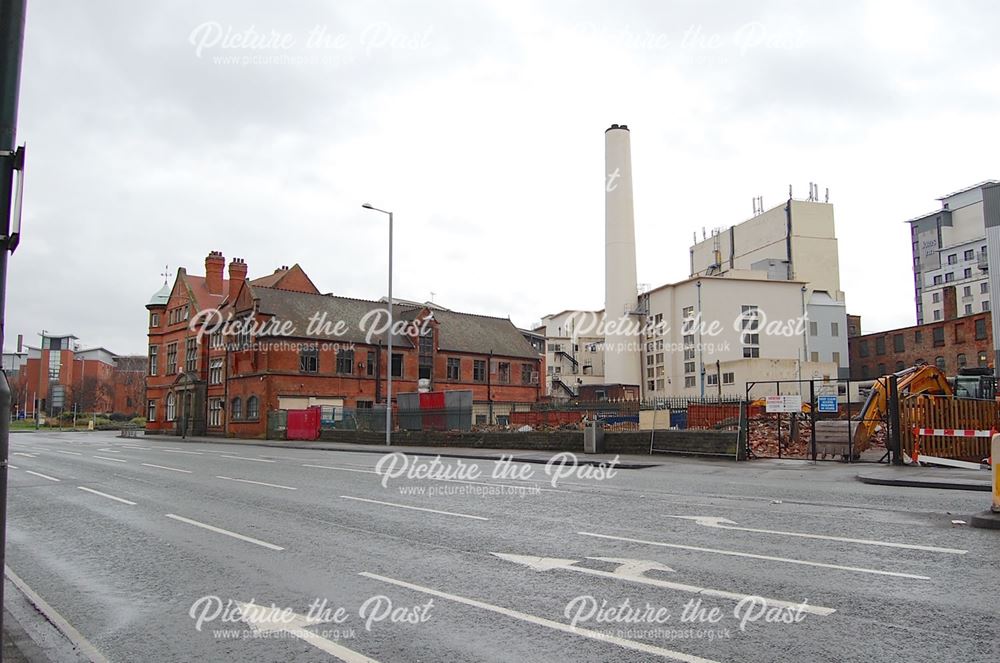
216;476;297;490
360;572;719;663
5;567;111;663
340;495;489;521
234;600;379;662
120;445;151;450
220;455;275;463
96;448;121;453
160;449;203;456
12;452;36;458
142;463;192;474
25;470;60;482
78;486;137;505
303;464;566;493
665;515;968;555
8;465;17;469
52;450;83;456
304;463;376;474
493;553;834;616
578;531;930;580
164;513;284;551
93;455;126;463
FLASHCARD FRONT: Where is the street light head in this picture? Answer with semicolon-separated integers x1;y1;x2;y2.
362;203;373;209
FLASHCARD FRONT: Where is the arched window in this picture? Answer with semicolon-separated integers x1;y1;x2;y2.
247;396;259;420
935;356;946;371
231;397;242;420
957;353;967;369
165;393;176;421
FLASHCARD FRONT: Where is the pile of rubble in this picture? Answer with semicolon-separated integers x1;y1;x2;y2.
749;416;813;458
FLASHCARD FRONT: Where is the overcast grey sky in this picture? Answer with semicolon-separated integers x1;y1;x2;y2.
6;0;999;354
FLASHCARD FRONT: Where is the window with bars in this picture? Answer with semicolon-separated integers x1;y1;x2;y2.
166;343;178;374
418;334;434;380
336;348;354;375
208;399;222;427
300;345;318;373
247;396;259;420
185;337;198;373
473;360;486;382
498;362;511;384
209;358;223;384
740;305;760;358
447;358;461;380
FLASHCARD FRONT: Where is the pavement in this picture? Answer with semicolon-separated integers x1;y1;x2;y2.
3;430;998;662
137;432;662;468
856;465;992;491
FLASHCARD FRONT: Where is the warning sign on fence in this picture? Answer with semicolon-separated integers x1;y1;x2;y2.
765;395;802;413
817;396;838;413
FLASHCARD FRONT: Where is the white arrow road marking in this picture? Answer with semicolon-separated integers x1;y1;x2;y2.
141;463;192;473
234;600;378;663
493;554;834;616
663;515;967;554
93;455;126;463
24;470;60;482
165;514;284;551
359;572;720;663
52;450;82;456
78;486;136;505
216;476;297;490
579;531;930;580
587;557;676;576
340;495;489;521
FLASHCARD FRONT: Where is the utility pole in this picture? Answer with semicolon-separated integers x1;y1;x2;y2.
0;0;28;650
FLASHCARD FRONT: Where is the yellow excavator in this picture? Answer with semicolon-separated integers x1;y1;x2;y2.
852;365;953;451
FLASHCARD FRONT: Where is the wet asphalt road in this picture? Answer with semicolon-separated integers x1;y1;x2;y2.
4;431;997;663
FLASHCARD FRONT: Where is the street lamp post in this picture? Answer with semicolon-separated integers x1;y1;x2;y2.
362;203;393;446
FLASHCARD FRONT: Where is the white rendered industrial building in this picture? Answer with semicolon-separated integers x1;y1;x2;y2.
536;124;849;400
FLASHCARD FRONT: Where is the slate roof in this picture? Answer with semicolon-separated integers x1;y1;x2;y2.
251;287;414;347
431;309;539;359
250;287;538;358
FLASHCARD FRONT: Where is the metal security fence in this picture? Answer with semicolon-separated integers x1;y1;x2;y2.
744;378;887;462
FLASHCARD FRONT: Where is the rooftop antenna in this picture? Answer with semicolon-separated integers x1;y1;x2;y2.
788;184;793;199
825;187;829;203
160;265;172;285
430;291;436;303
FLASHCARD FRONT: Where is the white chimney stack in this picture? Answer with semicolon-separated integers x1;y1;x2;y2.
604;124;641;388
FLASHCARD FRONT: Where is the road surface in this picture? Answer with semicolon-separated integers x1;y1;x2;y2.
5;431;996;662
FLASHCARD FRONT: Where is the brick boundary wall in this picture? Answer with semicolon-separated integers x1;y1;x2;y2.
314;429;741;458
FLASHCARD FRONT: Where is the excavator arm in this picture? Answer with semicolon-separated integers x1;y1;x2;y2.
853;366;953;449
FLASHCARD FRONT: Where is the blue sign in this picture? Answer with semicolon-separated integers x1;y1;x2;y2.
817;396;838;413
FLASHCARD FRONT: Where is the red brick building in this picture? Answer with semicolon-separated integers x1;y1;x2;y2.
3;334;144;418
848;309;993;380
146;251;544;438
